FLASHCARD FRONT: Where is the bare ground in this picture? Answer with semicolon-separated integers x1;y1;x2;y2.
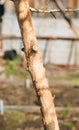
0;61;79;130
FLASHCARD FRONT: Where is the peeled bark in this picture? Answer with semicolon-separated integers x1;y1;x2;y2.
13;0;59;129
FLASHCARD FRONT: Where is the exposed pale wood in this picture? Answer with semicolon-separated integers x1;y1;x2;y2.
30;7;79;13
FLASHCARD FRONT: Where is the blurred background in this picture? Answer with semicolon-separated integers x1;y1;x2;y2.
0;0;79;130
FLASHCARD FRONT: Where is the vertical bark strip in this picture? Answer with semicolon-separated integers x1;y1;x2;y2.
13;0;59;129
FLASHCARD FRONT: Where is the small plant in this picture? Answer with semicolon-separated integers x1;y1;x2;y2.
61;110;68;116
6;64;14;75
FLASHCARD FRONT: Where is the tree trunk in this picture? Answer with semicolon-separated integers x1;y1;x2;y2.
13;0;59;129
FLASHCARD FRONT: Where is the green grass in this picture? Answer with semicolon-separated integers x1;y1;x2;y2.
6;64;14;75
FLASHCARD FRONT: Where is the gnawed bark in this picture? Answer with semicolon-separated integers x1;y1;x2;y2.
13;0;59;129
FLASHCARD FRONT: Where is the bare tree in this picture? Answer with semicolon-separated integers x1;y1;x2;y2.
11;0;59;130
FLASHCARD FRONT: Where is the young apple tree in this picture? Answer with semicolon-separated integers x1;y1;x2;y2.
11;0;59;129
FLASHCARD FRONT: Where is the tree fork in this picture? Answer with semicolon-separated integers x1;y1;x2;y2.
12;0;59;129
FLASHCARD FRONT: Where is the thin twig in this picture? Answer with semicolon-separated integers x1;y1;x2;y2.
30;7;79;13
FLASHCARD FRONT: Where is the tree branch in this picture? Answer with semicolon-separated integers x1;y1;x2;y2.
30;7;79;13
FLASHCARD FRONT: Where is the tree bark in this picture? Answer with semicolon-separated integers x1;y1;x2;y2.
13;0;59;129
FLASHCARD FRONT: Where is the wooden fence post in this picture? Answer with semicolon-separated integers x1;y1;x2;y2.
12;0;59;129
